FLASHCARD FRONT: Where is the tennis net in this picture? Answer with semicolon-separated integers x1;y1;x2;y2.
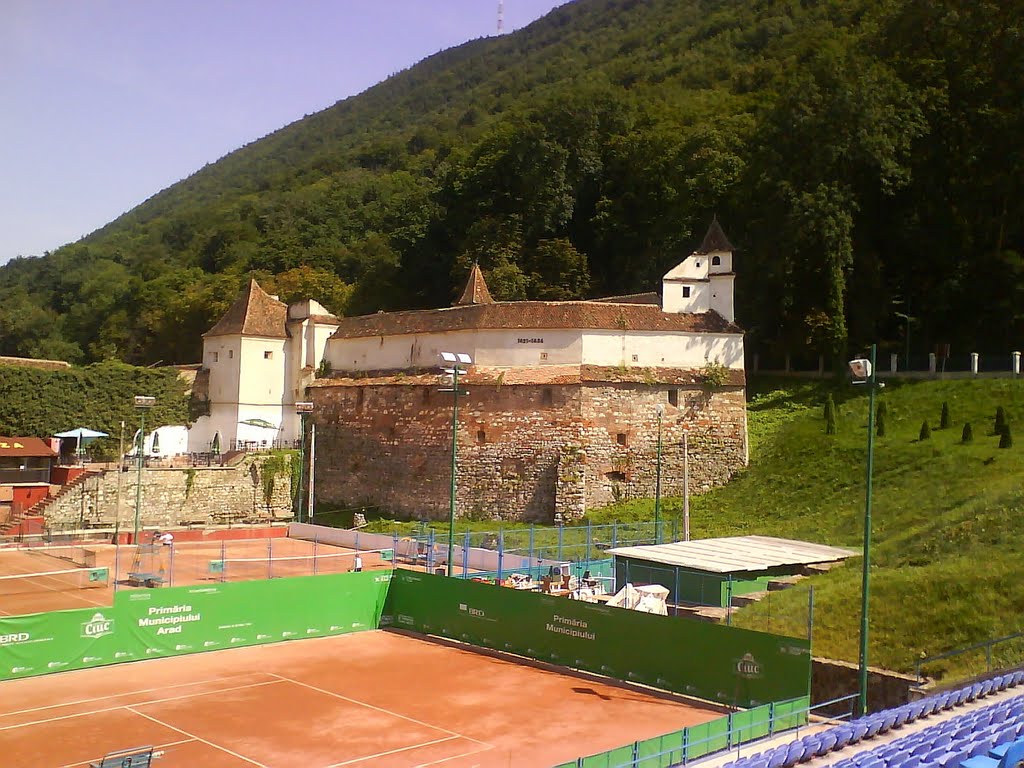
0;567;109;596
25;544;97;569
206;548;393;581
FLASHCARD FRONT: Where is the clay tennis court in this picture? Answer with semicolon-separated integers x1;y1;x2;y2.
0;536;392;616
0;629;721;767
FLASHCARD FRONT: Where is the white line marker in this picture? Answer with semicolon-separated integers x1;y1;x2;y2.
126;706;268;767
322;735;459;767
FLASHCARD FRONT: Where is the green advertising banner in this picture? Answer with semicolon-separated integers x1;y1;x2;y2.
0;570;391;681
383;571;810;708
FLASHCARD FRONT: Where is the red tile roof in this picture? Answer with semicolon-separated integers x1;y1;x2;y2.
0;437;57;458
696;217;736;254
329;302;740;340
455;264;494;305
310;364;744;388
204;279;288;338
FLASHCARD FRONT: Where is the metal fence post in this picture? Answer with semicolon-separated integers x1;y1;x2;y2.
498;529;504;582
267;537;274;579
769;701;776;736
529;525;535;564
463;531;470;577
558;526;564;561
586;520;592;563
612;522;618;549
727;576;733;626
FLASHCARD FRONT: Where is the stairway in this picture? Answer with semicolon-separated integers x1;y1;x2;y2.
0;469;103;536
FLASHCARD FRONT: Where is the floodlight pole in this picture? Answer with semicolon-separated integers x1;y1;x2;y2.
295;402;314;525
856;344;878;717
133;396;156;542
448;363;460;577
654;405;663;544
440;353;470;577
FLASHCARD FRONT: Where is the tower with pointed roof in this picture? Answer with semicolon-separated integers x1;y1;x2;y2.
188;279;339;453
661;218;736;322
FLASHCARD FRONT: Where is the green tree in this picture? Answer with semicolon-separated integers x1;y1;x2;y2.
999;425;1013;449
919;420;931;441
940;402;951;429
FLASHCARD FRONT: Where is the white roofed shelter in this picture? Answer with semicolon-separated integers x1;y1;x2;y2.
607;536;857;609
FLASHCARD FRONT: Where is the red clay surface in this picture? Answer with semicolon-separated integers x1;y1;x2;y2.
0;537;393;616
0;630;722;767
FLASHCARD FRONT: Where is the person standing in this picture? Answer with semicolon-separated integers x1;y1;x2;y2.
353;553;363;572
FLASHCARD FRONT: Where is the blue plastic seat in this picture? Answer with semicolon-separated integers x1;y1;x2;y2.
783;741;805;767
865;718;884;738
833;728;853;750
850;722;870;744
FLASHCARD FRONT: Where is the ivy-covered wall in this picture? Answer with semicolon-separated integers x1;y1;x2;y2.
0;362;190;451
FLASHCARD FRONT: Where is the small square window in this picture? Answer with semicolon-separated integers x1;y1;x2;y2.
712;255;722;266
264;351;273;360
228;350;234;359
540;352;549;361
212;352;219;362
683;286;691;298
668;390;679;407
631;354;639;362
616;433;627;446
477;430;487;444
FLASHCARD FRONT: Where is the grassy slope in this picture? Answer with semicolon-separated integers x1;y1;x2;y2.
588;377;1024;680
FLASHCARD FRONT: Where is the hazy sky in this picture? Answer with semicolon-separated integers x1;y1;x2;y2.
0;0;569;265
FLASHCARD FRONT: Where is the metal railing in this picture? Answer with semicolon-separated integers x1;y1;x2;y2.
556;693;859;768
915;631;1024;682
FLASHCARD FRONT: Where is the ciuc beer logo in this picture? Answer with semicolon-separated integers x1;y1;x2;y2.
736;653;761;679
81;612;114;639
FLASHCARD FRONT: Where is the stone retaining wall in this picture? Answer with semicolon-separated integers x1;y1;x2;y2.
44;455;293;530
312;382;747;522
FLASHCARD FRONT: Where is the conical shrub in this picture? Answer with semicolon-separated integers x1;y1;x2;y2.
876;409;887;437
825;394;837;435
940;402;951;429
1000;425;1013;449
919;420;931;441
996;406;1007;434
962;422;974;444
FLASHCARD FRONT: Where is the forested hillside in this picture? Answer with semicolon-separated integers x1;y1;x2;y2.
1;0;1020;367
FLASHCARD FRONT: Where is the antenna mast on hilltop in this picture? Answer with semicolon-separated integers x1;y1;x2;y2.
497;1;504;35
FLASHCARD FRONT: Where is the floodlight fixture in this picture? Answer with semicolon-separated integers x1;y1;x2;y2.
295;401;314;413
134;395;156;408
849;358;872;380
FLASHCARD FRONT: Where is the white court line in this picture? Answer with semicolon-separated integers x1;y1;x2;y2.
59;737;195;768
1;671;275;719
323;735;460;767
0;679;282;732
267;672;489;746
126;705;268;767
412;742;497;768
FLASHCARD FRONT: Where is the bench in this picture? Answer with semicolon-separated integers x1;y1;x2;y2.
90;745;154;767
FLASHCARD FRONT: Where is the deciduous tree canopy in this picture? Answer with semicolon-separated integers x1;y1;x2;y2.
1;0;1020;367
